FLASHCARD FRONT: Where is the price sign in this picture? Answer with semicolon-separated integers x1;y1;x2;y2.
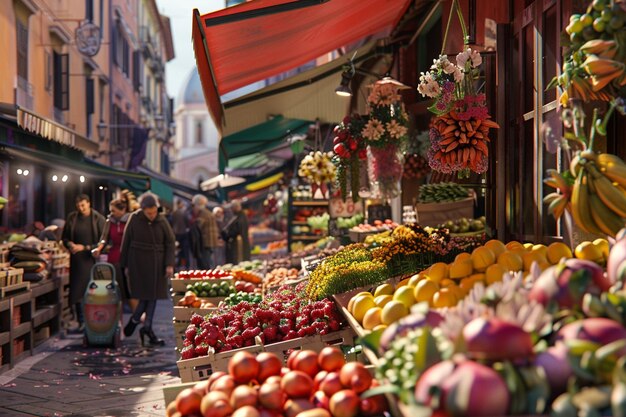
329;197;363;218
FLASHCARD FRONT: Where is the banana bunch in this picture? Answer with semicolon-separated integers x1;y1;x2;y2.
571;152;626;237
417;182;470;204
544;169;573;220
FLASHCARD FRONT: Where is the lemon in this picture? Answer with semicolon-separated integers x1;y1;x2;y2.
408;274;422;287
497;251;523;272
522;251;548;271
575;241;604;263
484;240;506;258
348;291;373;314
428;263;449;282
523;243;534;250
449;259;473;279
532;244;549;258
362;307;383;330
454;252;471;262
432;288;457;308
372;324;388;332
593;238;609;261
413;279;439;303
547;242;573;264
459;274;484;294
440;278;456;287
356;291;374;299
447;284;465;301
374;294;393;308
381;300;409;325
485;263;506;285
471;246;496;272
374;283;394;297
393;286;417;309
352;295;376;323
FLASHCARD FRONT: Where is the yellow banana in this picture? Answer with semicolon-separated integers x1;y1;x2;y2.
589;192;625;237
549;195;568;220
544;192;560;204
580;39;618;59
571;170;603;234
570;154;582;177
596;153;626;188
587;164;626;218
583;56;625;76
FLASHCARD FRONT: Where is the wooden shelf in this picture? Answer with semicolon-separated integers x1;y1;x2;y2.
31;280;58;298
12;322;31;338
291;235;325;241
33;305;59;327
291;221;309;225
12;291;32;307
292;200;329;207
0;331;8;345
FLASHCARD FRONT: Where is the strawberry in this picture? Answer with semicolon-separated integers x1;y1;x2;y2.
279;318;292;334
183;338;193;347
180;345;196;360
297;328;307;338
284;330;297;340
231;320;243;330
263;325;278;342
184;325;197;341
190;313;204;326
194;343;209;356
244;316;258;328
241;328;256;340
328;319;340;331
310;309;324;320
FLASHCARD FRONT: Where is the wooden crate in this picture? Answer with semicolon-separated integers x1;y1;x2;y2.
171;294;225;307
262;327;356;364
170;277;233;293
172;306;217;351
162;382;196;406
0;281;30;298
0;268;24;288
177;344;264;383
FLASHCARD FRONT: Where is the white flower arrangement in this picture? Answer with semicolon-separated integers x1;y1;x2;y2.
298;151;337;185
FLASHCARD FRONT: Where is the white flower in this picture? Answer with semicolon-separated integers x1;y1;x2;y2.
456;49;470;67
443;61;457;74
453;67;464;83
470;49;482;67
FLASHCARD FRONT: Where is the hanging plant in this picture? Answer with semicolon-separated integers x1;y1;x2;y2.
332;115;368;202
417;0;499;178
298;151;336;185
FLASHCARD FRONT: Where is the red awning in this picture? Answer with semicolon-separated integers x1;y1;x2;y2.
192;0;412;130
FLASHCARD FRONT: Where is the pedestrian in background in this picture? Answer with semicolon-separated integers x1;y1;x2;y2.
212;206;226;267
62;194;105;332
222;199;250;263
120;192;175;347
170;199;190;269
189;194;219;269
91;196;136;312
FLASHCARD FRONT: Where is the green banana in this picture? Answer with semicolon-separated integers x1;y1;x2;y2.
596;153;626;188
571;170;603;235
587;164;626;218
566;338;601;356
589;192;626;237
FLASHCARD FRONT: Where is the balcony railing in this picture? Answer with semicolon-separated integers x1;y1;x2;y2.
15;77;33;110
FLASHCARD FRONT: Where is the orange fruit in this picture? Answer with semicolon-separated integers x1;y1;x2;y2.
459;274;484;294
497;251;523;272
449;259;473;279
505;241;525;252
575;241;604;263
484;240;506;258
362;307;383;330
454;252;471;262
471;246;496;272
547;242;573;264
485;263;506;285
522;251;548;271
414;279;439;303
427;263;449;283
432;288;457;308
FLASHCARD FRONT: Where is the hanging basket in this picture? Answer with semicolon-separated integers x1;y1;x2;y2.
367;144;405;200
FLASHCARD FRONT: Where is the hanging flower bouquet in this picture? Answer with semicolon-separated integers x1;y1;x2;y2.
332;115;368;202
403;129;431;180
417;0;498;178
361;81;410;199
298;151;336;198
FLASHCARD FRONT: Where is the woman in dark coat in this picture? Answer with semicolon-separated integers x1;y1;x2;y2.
223;200;250;263
62;194;105;331
120;192;175;346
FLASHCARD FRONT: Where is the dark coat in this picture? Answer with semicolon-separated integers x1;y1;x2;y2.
223;211;250;263
120;210;175;300
62;210;106;304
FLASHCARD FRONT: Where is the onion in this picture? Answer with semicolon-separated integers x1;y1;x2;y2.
463;317;534;361
200;391;233;417
281;370;313;398
175;388;202;415
379;311;443;354
232;406;261;417
415;359;509;416
339;362;372;394
292;350;320;378
329;390;360;417
257;352;283;382
229;351;260;384
230;384;258;409
557;317;626;355
534;342;572;395
318;347;346;372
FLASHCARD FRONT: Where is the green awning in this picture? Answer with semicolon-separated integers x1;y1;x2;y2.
219;115;312;173
120;178;174;207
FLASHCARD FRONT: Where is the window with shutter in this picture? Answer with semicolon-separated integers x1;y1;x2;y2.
53;52;69;111
86;77;94;137
133;50;141;91
123;38;129;76
16;21;28;80
86;0;94;22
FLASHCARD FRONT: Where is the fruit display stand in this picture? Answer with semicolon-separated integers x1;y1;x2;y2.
173;305;218;351
415;195;474;227
30;278;62;348
177;343;265;382
170;276;233;293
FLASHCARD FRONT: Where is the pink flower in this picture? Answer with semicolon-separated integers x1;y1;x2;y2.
386;119;408;140
362;118;384;141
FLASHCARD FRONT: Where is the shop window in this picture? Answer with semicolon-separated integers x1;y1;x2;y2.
44;51;52;91
86;0;94;22
53;51;69;111
86;77;94;138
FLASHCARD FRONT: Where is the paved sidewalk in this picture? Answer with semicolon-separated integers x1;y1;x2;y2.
0;300;181;417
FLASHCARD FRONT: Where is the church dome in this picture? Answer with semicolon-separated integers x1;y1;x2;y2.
177;68;205;106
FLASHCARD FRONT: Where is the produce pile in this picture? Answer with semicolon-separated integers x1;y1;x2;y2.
336;214;364;230
437;216;486;234
175;269;234;280
263;267;302;291
185;281;236;298
340;231;626;416
167;347;388;417
349;219;398;234
417;182;470;203
180;283;344;358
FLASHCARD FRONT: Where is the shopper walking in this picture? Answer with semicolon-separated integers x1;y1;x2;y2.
222;199;250;263
170;199;190;269
212;206;226;267
91;196;136;312
62;194;106;332
120;192;175;346
189;194;219;269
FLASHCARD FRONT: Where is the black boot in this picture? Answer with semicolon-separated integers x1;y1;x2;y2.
124;319;139;337
139;327;165;347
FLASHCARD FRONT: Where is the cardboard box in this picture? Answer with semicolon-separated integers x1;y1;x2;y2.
415;196;474;227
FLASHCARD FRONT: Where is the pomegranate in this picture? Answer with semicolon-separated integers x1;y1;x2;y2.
360;394;388;416
192;380;210;396
463;317;534;361
232;406;261;417
415;360;509;416
313;370;328;391
312;390;330;409
287;350;300;369
318;346;346;372
329;390;360;417
258;382;286;410
320;372;343;397
206;371;227;390
200;391;233;417
557;317;626;356
281;370;314;398
257;352;283;382
229;351;260;384
293;350;320;377
339;362;372;394
230;384;258;409
284;398;315;417
175;388;202;415
534;342;572;395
